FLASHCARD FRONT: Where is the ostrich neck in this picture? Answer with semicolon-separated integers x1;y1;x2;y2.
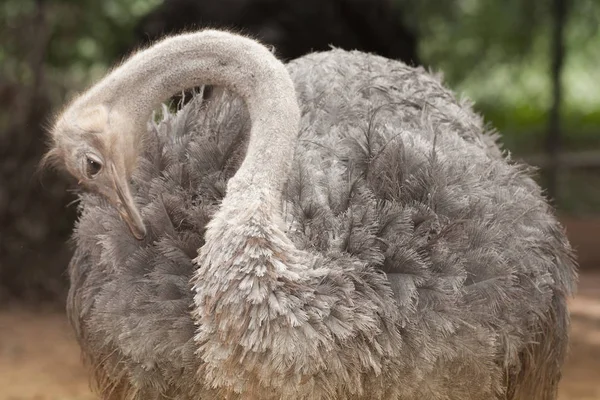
80;30;300;196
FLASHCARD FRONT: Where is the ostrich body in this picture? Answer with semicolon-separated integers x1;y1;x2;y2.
46;31;576;399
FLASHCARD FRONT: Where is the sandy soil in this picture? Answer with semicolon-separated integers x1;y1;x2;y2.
0;308;94;400
0;274;599;400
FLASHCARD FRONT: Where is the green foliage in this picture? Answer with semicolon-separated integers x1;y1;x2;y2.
0;0;162;97
398;0;548;80
397;0;600;213
398;0;600;144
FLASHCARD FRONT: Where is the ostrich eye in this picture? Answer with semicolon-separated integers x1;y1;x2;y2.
85;156;103;178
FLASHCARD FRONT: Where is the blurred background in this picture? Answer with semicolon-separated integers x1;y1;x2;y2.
0;0;598;399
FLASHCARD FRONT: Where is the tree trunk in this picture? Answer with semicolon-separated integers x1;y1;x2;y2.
544;0;568;201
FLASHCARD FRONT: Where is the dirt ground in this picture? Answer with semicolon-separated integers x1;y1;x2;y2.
0;274;599;400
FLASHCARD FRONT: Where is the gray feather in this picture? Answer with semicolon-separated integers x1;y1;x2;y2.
67;50;577;399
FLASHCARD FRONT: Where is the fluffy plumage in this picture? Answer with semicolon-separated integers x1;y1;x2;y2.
68;50;576;399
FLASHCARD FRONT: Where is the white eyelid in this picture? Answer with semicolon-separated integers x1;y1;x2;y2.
85;153;103;165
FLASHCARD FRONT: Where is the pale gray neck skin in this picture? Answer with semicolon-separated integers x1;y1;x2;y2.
77;31;311;387
71;30;299;202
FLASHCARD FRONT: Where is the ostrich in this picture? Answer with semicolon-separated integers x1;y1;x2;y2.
44;30;576;399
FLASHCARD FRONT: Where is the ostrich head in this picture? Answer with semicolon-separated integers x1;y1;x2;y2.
43;30;298;241
45;103;145;239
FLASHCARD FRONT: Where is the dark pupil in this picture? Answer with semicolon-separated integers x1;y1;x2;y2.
86;158;102;177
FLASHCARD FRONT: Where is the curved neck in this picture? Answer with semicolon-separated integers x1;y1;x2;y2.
77;30;300;196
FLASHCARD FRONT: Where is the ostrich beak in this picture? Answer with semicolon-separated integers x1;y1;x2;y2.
109;163;146;240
